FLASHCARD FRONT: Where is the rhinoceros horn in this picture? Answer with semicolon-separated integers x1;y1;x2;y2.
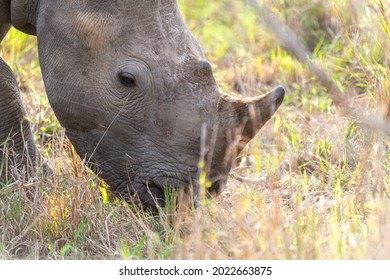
219;85;285;143
197;85;284;197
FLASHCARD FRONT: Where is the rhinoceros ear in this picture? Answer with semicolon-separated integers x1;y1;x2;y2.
219;85;285;143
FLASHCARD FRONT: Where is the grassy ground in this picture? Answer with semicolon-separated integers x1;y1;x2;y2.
0;0;389;259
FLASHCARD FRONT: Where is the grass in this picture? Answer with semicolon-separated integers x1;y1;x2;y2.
0;0;389;259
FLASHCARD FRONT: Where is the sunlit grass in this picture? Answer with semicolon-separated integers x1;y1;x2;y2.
1;0;389;259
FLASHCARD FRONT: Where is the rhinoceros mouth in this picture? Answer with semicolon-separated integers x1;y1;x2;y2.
151;176;190;189
128;176;194;211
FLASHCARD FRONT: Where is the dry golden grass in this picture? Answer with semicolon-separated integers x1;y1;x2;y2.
1;0;389;259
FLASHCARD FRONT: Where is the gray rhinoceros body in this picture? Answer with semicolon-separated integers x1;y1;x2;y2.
0;0;284;210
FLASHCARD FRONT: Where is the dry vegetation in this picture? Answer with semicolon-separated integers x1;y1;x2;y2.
1;0;389;259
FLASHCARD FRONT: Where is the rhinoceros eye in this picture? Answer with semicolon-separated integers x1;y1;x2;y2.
118;72;136;87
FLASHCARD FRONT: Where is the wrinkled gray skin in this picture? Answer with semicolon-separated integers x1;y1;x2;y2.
0;0;284;211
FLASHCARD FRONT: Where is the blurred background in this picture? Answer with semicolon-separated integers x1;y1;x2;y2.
0;0;389;259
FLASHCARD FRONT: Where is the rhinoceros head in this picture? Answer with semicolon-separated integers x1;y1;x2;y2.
16;0;284;209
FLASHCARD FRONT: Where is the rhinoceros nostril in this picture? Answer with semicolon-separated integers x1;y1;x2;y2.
207;178;227;196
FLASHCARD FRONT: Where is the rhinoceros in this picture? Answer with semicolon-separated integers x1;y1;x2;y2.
0;0;284;210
